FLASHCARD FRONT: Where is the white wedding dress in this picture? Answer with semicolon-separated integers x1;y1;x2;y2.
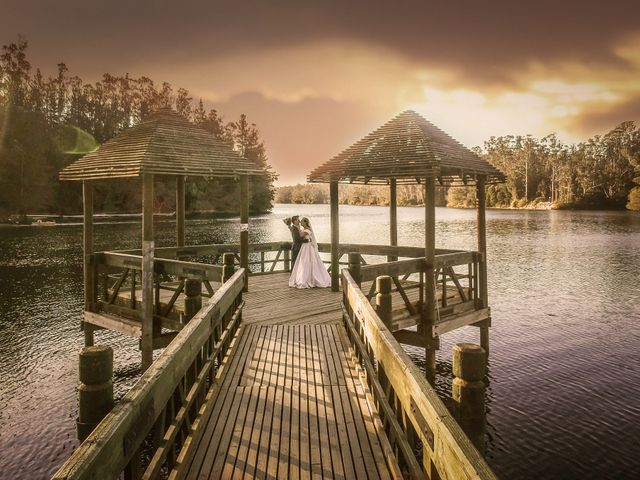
289;227;331;288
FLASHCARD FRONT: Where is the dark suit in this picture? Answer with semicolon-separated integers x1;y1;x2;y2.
289;225;307;269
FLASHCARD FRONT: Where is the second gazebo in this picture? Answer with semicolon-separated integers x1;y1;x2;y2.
308;110;504;375
60;108;265;370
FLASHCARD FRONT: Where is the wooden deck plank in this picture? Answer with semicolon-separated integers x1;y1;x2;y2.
174;324;258;478
266;326;289;478
331;324;387;480
309;325;334;480
172;273;402;480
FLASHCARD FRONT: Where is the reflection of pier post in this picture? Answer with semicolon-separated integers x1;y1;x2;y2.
452;343;487;454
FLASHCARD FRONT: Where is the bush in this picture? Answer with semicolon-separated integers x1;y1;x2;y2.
627;187;640;210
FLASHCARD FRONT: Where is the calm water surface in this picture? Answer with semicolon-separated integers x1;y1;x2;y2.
1;205;639;479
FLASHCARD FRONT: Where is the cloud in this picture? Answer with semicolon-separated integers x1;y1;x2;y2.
2;0;640;183
214;91;385;185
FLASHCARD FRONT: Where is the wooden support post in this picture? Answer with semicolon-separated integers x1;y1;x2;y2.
389;178;398;261
423;175;437;383
375;275;392;328
476;175;489;356
330;181;340;291
141;173;154;372
183;279;202;322
284;248;291;272
77;345;113;442
82;181;95;347
348;252;361;288
240;174;249;292
452;343;487;454
176;175;185;247
222;252;235;283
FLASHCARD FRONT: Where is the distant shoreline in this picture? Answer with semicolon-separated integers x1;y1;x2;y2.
3;202;636;226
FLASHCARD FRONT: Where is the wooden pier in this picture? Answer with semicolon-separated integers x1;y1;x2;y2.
54;260;496;480
54;109;504;479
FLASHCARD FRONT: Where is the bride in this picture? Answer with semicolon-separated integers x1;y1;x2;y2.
289;217;331;288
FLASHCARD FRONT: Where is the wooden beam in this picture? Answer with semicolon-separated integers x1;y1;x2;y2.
176;175;185;247
424;175;437;382
476;174;489;356
389;178;398;262
83;311;141;338
433;308;491;336
476;175;488;307
141;173;154;371
83;180;95;347
393;329;433;349
240;174;249;292
330;181;339;291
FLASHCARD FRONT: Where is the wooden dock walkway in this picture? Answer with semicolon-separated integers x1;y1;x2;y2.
56;249;496;480
174;273;399;478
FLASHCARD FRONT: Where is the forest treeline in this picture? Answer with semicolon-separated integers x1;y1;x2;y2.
0;39;276;220
276;184;448;206
277;125;640;211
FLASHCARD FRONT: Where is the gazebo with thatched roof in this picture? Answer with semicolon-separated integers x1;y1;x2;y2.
308;110;505;377
60;108;265;370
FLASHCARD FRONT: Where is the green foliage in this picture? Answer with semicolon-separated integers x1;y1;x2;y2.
0;38;276;216
275;184;445;207
482;127;640;209
446;187;476;208
627;188;640;210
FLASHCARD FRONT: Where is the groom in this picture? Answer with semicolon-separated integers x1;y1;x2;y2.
288;215;308;269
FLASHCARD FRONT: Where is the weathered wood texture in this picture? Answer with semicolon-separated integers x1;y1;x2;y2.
82;181;94;347
53;270;245;480
307;110;504;185
242;272;342;325
342;271;496;480
59;109;264;181
173;324;401;479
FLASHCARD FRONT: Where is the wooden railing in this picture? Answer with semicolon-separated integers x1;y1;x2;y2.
86;252;225;341
353;250;483;331
54;269;246;480
114;242;466;275
341;270;496;480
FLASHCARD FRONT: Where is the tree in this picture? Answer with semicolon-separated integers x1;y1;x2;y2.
231;114;277;213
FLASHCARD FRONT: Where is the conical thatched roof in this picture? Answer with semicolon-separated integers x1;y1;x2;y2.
308;110;504;185
59;109;265;181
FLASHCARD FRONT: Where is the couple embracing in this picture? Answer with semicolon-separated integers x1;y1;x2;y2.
284;216;331;289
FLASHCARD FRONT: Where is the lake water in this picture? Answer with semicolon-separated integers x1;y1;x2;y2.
1;204;639;479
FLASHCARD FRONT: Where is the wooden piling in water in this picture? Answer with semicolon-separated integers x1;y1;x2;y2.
77;345;113;442
452;343;487;454
375;275;392;328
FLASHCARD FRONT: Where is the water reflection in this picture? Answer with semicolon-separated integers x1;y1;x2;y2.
1;205;639;479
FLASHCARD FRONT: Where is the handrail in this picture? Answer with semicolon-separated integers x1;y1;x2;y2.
53;269;246;480
113;242;465;261
96;252;224;282
342;270;496;480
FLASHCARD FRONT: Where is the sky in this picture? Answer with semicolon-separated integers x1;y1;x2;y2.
2;0;640;184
